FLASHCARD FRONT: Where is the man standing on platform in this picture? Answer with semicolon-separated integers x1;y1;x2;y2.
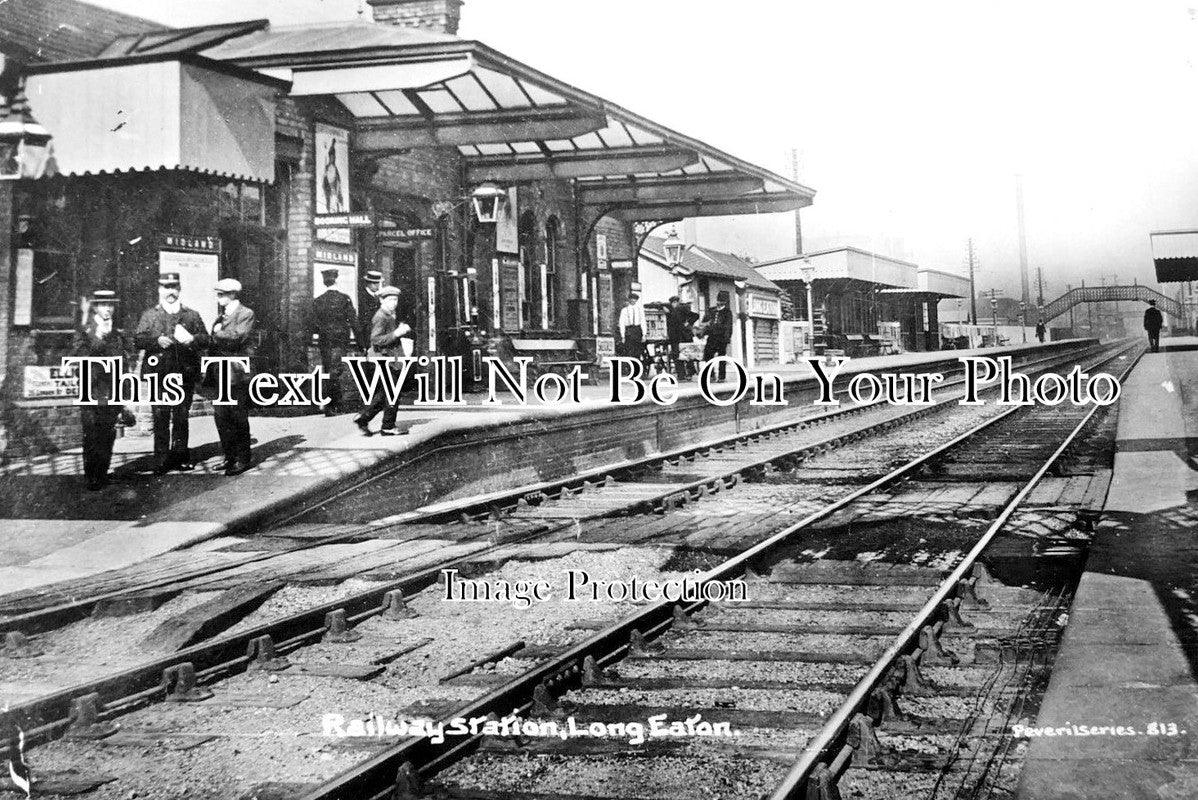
135;272;209;475
702;291;735;382
618;292;646;364
310;267;357;416
358;269;383;354
209;279;256;476
354;286;415;437
72;289;129;490
1035;318;1046;343
1144;300;1163;353
666;295;699;379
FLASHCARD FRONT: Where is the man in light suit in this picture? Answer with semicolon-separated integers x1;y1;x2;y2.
209;278;256;475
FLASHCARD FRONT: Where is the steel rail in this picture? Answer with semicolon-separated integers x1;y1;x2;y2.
767;342;1143;799
0;342;1116;762
0;341;1100;638
299;340;1137;800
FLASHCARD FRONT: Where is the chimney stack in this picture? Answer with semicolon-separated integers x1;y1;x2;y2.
367;0;464;35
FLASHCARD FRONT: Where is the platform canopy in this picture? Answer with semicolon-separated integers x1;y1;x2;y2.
95;20;814;218
1150;230;1198;283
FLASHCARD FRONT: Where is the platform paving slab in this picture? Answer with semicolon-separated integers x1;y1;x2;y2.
1017;338;1198;800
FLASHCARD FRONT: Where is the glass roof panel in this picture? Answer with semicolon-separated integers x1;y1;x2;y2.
416;88;464;114
517;80;567;106
373;90;421;115
475;68;533;108
336;93;389;117
443;75;496;111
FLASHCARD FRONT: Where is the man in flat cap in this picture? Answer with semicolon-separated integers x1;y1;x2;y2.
354;285;414;436
358;269;384;355
72;289;130;490
310;267;357;415
135;272;210;474
209;278;257;476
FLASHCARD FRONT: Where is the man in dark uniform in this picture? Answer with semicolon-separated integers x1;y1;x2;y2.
354;285;414;436
1144;300;1163;353
72;289;129;490
209;278;256;475
666;295;699;379
1035;318;1046;343
134;272;209;474
357;269;383;354
310;267;357;415
702;290;735;382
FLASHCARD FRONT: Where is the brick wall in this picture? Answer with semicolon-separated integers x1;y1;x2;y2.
367;0;463;34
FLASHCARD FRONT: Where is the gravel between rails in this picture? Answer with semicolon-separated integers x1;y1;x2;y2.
17;546;696;800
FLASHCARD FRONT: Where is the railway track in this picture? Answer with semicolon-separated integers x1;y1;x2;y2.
297;342;1136;800
0;342;1133;799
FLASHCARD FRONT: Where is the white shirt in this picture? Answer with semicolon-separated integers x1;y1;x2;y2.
618;302;645;329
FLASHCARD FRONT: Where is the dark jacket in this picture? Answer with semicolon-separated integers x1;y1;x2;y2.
72;320;130;403
134;304;210;381
667;304;699;343
703;305;734;345
358;293;379;351
1144;306;1163;332
208;303;257;385
369;306;415;358
311;289;357;349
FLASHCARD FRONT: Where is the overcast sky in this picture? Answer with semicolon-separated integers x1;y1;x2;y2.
89;0;1198;298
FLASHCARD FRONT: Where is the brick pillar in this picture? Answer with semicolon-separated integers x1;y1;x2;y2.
367;0;464;34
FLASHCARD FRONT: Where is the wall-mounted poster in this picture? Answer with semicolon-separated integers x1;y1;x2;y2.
495;186;518;254
160;248;220;331
313;248;360;312
596;234;609;270
315;122;351;245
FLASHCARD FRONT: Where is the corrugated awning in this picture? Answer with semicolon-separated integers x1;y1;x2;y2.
25;54;287;182
1150;230;1198;283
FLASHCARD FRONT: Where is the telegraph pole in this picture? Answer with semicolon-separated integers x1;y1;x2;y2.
1015;173;1031;307
791;148;803;255
1036;263;1045;307
966;238;978;324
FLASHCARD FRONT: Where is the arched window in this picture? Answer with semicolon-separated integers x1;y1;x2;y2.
545;216;560;327
518;210;537;329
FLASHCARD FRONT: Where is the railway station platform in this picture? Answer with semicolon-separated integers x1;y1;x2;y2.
1018;337;1198;799
0;338;1088;598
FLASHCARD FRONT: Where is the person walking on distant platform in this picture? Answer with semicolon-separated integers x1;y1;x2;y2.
72;289;130;490
702;291;735;382
310;267;357;415
1035;318;1046;343
1144;300;1163;353
134;272;209;475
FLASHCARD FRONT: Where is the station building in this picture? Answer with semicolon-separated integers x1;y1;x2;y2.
0;0;814;455
637;234;786;367
755;247;970;356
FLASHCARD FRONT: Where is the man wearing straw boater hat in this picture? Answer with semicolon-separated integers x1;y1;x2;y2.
357;269;384;354
72;289;130;490
134;272;210;475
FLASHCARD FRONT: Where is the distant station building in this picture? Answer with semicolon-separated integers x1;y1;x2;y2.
638;234;785;367
0;0;814;454
755;247;969;356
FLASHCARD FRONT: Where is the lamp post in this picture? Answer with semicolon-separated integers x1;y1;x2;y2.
663;228;684;267
0;56;54;414
1019;301;1027;343
800;260;816;357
